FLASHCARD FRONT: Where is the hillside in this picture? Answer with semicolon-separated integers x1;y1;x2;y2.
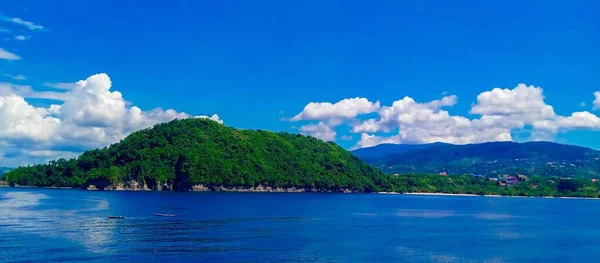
3;119;388;192
352;142;448;159
354;141;600;178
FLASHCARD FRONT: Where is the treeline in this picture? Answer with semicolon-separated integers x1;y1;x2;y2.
364;141;600;178
386;173;600;198
4;118;600;197
3;119;387;192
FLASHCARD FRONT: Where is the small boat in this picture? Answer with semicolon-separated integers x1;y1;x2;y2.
155;213;178;217
108;215;125;219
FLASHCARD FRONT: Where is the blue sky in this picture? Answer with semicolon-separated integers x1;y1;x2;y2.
1;0;599;165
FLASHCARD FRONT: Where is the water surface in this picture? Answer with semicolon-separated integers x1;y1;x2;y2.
1;188;598;262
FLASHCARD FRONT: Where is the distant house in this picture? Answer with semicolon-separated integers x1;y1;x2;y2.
439;172;448;176
592;179;598;183
507;176;518;185
517;174;529;182
499;181;506;186
489;178;499;182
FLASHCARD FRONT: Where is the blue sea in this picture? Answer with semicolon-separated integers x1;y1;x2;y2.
1;188;599;262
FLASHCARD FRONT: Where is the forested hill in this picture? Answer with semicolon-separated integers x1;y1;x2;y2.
354;141;600;178
3;119;388;192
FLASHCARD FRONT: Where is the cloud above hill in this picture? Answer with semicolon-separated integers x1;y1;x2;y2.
290;84;600;149
0;73;220;166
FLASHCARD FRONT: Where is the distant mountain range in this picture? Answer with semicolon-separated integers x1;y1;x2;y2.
352;141;600;178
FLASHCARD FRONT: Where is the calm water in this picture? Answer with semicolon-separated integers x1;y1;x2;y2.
1;188;599;262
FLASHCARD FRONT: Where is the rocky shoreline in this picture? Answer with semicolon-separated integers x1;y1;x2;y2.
4;181;357;193
190;184;355;193
3;183;600;199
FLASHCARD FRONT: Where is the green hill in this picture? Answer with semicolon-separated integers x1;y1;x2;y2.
355;141;600;178
4;118;388;192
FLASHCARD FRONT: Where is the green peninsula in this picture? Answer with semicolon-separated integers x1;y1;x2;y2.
4;118;387;192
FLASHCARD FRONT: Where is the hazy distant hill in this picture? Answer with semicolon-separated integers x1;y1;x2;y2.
352;142;449;159
353;141;600;178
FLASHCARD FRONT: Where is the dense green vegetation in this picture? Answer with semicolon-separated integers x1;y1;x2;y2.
357;142;600;178
386;174;600;198
4;118;600;198
3;119;387;192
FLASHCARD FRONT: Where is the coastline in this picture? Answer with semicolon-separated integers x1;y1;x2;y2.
2;184;599;199
382;192;600;200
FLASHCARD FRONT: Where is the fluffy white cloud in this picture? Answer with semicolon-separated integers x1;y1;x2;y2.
2;16;44;31
4;74;26;80
352;95;459;134
291;97;380;122
0;94;60;143
594;91;600;110
558;112;600;129
290;84;600;149
0;47;21;60
470;84;555;120
0;73;220;166
299;122;337;141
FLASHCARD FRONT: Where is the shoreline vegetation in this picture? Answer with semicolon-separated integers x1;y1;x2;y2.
2;119;388;194
3;119;600;199
2;183;600;199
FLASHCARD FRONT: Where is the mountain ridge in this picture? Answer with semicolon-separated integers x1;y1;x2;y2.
353;141;600;177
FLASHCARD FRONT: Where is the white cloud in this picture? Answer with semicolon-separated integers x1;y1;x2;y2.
0;94;60;143
351;95;459;134
427;95;458;109
195;114;223;124
555;112;600;129
351;84;594;148
4;74;26;80
0;47;21;60
299;122;337;141
581;102;587;107
2;16;44;31
289;84;600;149
0;28;9;33
470;84;555;120
13;35;28;41
291;97;380;122
594;91;600;110
0;73;220;166
43;82;76;90
354;133;401;149
1;83;70;101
